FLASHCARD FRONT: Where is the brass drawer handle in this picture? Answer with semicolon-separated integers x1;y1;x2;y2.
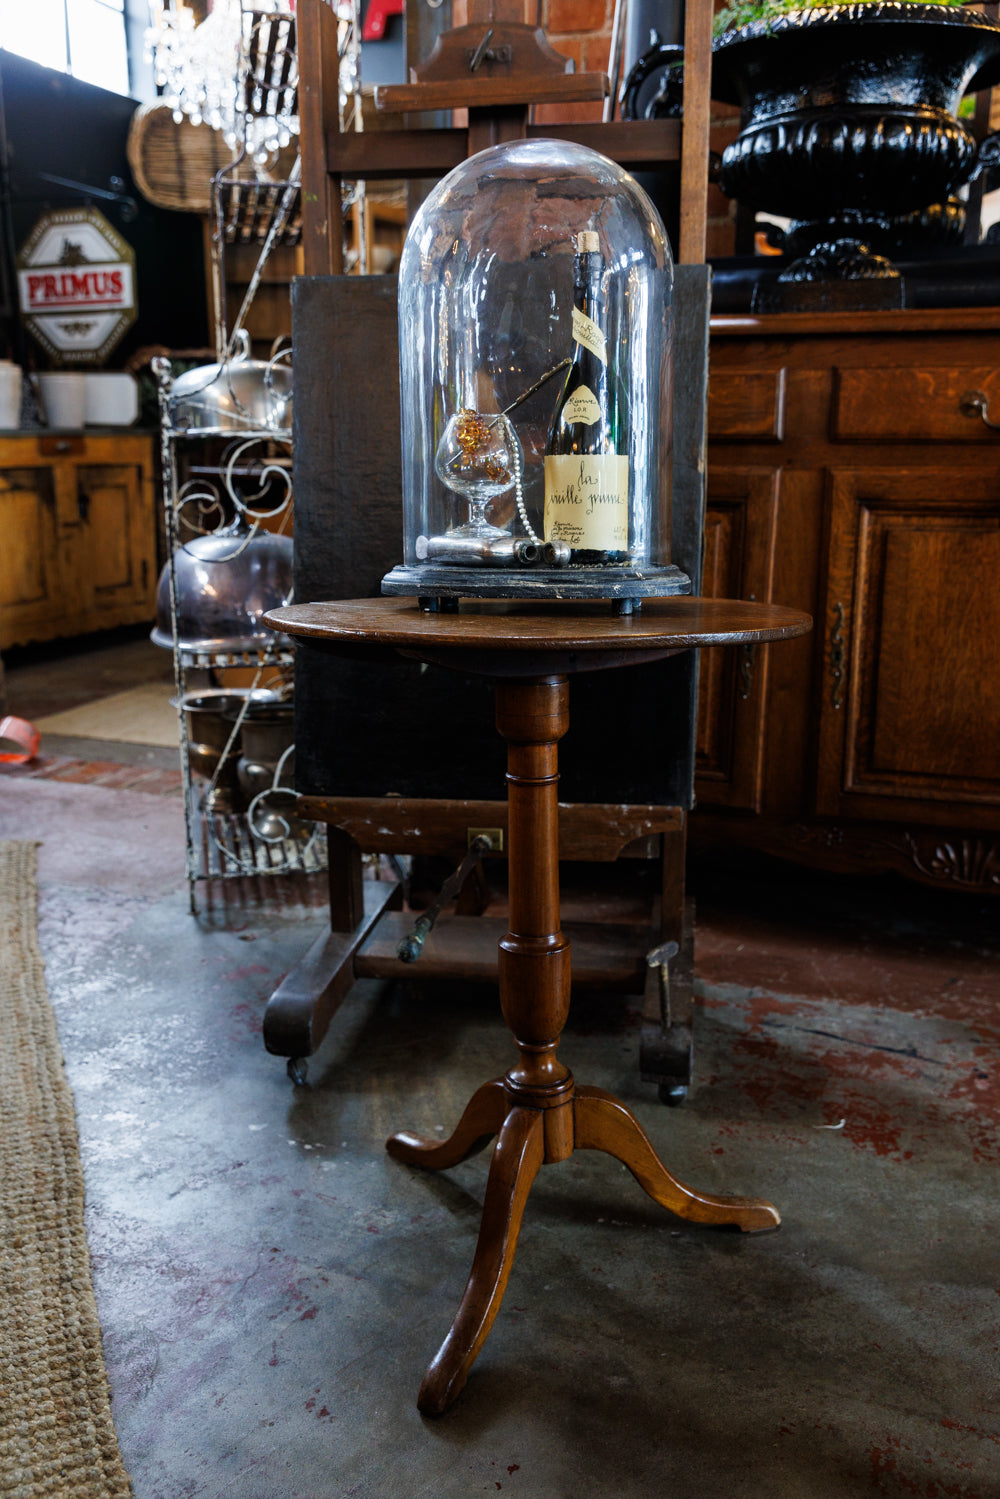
959;389;1000;431
830;602;846;710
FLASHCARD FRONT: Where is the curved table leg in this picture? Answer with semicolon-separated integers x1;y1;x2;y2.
574;1085;780;1233
387;1077;509;1170
418;1105;545;1417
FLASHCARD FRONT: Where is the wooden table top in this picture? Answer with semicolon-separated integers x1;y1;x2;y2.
266;597;812;679
266;596;812;655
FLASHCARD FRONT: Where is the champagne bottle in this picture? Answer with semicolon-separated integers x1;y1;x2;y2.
543;230;629;565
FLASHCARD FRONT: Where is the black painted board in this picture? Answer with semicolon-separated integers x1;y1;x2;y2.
292;274;503;799
664;262;712;802
292;272;705;807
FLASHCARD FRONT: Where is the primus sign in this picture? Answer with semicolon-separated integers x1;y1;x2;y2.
17;208;137;364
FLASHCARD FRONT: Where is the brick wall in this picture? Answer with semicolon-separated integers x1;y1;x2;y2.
535;2;740;258
535;0;613;125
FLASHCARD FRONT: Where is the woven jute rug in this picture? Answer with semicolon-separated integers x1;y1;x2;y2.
0;841;131;1499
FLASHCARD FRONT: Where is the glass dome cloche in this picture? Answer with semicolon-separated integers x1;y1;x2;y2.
380;138;689;613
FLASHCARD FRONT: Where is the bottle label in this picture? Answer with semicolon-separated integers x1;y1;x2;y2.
544;454;629;552
572;307;606;365
560;385;602;426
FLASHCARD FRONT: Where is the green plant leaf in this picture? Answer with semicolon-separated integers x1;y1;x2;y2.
713;0;962;39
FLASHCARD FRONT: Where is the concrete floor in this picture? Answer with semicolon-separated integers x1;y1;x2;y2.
2;631;998;1499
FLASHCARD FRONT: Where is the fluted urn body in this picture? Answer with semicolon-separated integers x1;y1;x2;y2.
713;3;1000;270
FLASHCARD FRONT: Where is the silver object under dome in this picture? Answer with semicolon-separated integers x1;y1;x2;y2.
168;330;293;436
151;523;294;654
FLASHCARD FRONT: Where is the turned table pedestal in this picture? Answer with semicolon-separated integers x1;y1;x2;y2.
265;597;812;1414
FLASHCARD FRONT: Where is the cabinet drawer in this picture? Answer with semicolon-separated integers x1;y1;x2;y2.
707;369;786;441
833;366;1000;441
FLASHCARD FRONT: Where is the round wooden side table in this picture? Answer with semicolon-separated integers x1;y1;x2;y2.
265;596;813;1415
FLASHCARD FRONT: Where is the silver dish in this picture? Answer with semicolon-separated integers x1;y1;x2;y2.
175;688;292;814
151;525;294;653
168;332;292;435
175;687;291;728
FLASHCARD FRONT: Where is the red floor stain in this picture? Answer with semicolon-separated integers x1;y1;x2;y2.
0;754;183;795
696;984;1000;1165
866;1430;986;1496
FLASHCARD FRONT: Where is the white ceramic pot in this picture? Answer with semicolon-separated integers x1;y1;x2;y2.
84;371;139;426
0;361;22;428
37;372;86;429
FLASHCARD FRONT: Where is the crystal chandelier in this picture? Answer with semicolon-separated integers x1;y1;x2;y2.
146;0;300;166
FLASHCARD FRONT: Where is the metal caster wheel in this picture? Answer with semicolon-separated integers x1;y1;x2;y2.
287;1057;309;1086
658;1080;688;1107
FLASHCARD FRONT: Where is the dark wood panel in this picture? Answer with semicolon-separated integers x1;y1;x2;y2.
323;122;685;183
712;308;1000;339
689;813;1000;891
525;120;682;169
696;503;743;780
324;127;468;182
297;795;682;862
701;312;1000;880
818;467;1000;819
868;523;1000;784
696;466;780;812
708;370;786;442
376;74;609;113
355;912;650;990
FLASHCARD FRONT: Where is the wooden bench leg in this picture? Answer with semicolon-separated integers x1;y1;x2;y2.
640;819;694;1102
263;827;401;1067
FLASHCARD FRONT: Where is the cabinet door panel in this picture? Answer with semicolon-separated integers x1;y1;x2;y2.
76;464;154;626
708;369;786;442
0;437;156;647
84;469;134;592
0;466;60;646
818;467;1000;821
696;466;780;811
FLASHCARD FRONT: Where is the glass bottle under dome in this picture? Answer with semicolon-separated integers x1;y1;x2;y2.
380;136;689;612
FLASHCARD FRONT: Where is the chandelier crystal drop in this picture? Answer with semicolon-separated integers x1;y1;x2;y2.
145;1;301;166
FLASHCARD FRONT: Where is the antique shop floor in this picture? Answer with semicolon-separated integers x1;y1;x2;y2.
2;624;180;782
1;631;998;1499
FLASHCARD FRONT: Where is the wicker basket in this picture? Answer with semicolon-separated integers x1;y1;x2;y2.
127;103;240;213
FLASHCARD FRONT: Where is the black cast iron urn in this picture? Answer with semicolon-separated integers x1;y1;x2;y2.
624;3;1000;306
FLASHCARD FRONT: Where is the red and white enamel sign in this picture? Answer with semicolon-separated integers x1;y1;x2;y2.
16;207;137;364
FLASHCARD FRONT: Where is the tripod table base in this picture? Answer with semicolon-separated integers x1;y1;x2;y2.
388;1076;779;1416
261;599;813;1417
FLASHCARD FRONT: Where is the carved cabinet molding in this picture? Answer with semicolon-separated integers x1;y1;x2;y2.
697;306;1000;889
